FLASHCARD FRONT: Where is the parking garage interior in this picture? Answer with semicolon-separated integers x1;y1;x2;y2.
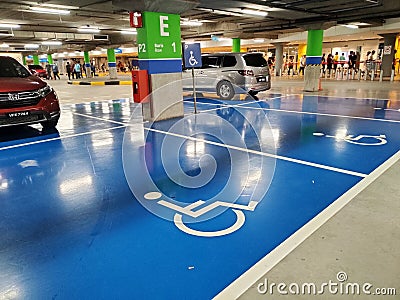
0;0;400;299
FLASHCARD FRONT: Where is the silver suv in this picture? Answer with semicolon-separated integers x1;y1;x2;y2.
183;52;271;100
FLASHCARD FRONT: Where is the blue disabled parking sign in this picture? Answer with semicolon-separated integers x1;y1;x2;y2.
183;43;202;68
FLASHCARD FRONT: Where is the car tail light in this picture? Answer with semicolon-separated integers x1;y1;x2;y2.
238;70;254;76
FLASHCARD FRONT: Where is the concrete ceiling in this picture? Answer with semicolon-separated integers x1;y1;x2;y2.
0;0;399;54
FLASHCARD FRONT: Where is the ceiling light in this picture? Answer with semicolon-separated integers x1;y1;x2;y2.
343;24;358;29
25;44;39;49
254;38;265;43
39;4;79;10
41;41;62;46
241;9;268;17
181;19;203;27
78;26;100;33
0;24;20;29
0;43;9;48
0;32;13;37
30;6;70;15
350;22;371;26
120;29;137;35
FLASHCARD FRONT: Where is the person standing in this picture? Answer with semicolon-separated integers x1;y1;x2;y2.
339;53;346;68
74;62;81;79
364;51;371;78
348;51;354;69
327;53;333;77
90;62;96;77
81;63;86;78
287;56;294;75
66;61;72;80
71;60;76;79
46;63;52;80
52;64;60;80
299;55;306;76
333;52;339;73
321;53;326;75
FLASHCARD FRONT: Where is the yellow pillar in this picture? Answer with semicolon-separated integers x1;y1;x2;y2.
296;44;307;73
298;44;307;64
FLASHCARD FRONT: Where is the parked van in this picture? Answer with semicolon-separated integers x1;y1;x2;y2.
183;52;271;100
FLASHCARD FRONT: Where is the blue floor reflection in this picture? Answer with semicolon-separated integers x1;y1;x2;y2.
1;95;400;299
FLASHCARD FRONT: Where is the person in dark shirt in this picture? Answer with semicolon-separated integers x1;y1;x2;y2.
327;53;333;76
66;62;72;80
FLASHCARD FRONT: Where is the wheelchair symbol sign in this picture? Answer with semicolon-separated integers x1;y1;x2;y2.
313;132;387;146
183;43;202;68
144;192;258;237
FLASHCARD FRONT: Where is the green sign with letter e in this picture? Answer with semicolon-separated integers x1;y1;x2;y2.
137;11;181;60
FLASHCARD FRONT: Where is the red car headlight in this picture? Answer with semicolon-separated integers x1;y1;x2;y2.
37;85;52;97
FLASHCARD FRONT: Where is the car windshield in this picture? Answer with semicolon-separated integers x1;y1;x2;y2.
243;54;268;67
0;57;31;78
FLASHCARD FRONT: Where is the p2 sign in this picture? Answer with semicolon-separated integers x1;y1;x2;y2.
183;43;202;68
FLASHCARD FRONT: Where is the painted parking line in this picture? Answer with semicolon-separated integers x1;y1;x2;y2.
184;98;400;124
145;126;367;178
241;106;400;124
2;96;400;299
0;129;363;299
0;125;127;152
216;148;400;299
69;97;400;175
72;111;367;178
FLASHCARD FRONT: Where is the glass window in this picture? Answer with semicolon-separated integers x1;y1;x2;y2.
201;56;222;68
243;54;268;67
0;57;30;77
222;56;237;67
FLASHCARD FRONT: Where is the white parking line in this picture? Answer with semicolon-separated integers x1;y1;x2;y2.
185;98;400;123
215;148;400;299
145;127;367;178
0;125;127;151
241;106;400;124
73;112;368;178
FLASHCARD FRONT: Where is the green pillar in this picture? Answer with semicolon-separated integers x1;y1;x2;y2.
33;54;40;65
304;29;324;92
305;30;323;63
47;54;53;65
84;51;91;78
232;38;241;52
22;55;27;66
107;48;117;79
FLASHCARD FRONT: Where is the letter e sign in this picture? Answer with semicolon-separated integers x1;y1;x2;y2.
160;16;169;37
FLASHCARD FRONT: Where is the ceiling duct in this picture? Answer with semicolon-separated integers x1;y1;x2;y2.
112;0;199;14
0;30;13;36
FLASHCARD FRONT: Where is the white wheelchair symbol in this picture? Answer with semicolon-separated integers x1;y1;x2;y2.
188;51;198;66
313;132;387;146
144;192;258;237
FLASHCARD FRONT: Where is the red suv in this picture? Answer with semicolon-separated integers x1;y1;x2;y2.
0;56;60;128
27;64;48;78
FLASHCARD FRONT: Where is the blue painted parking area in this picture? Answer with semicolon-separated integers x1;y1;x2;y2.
1;94;400;299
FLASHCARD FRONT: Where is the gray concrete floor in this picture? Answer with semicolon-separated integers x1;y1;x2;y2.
49;76;400;300
240;78;400;300
47;77;133;104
